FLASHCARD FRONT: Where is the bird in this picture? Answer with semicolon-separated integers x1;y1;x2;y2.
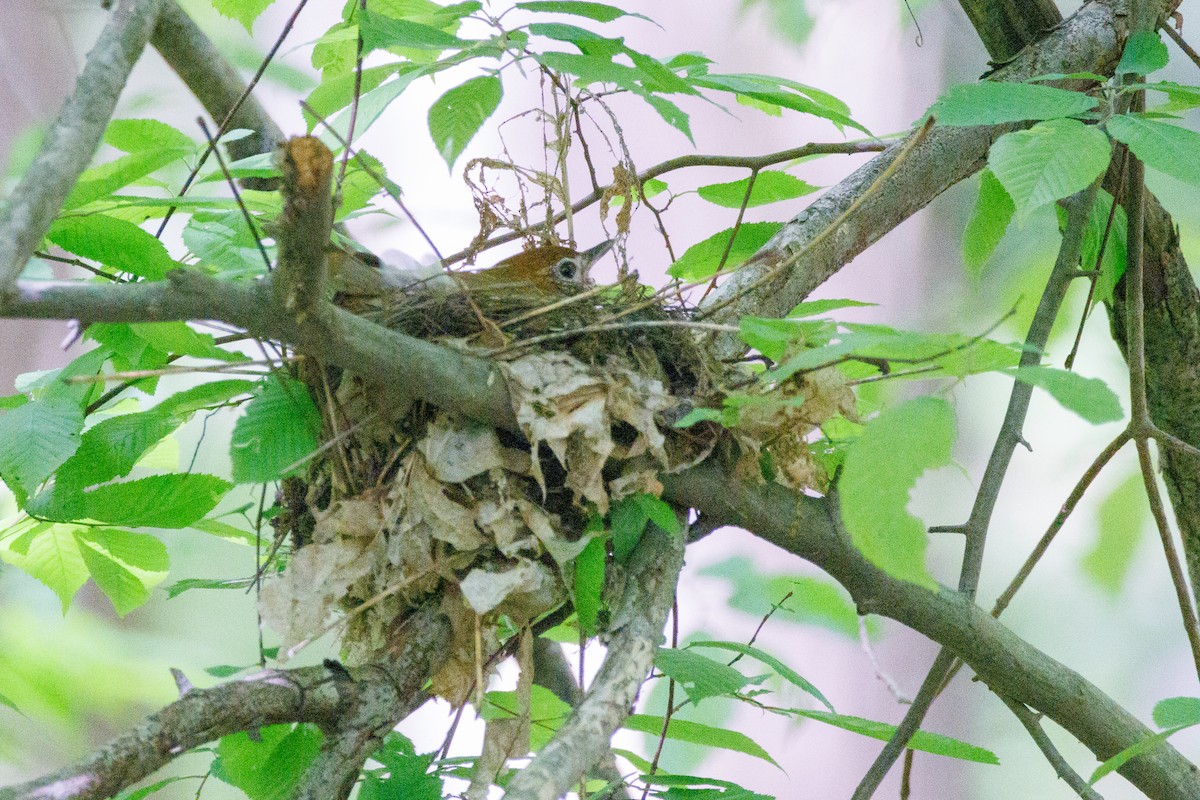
328;239;615;300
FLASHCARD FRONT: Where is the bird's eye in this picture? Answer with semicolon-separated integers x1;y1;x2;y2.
556;258;577;280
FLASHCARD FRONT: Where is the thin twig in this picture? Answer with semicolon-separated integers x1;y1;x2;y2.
999;694;1104;800
197;118;273;272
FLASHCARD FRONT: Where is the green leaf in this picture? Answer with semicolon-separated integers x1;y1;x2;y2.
75;528;169;616
1008;366;1123;424
359;9;467;53
962;168;1014;277
361;734;443;800
105;119;195;153
65;149;190;209
697;171;818;208
1107;114;1200;188
0;398;83;501
786;298;874;317
641;94;694;143
687;640;833;712
668;222;783;281
184;210;272;275
654;647;749;704
1080;189;1127;305
1082;472;1147;594
78;474;232;528
738;317;811;362
46;215;177;279
230;378;321;483
791;710;999;765
1154;696;1200;728
483;685;572;750
987;119;1111;220
192;518;260;546
1090;729;1177;784
156;379;258;416
214;725;323;800
1118;31;1169;76
56;409;182;489
516;1;651;23
623;714;779;767
573;531;606;635
610;493;680;562
213;0;277;32
129;322;249;363
304;63;401;132
928;82;1097;126
427;75;503;169
840;397;955;590
1;524;88;610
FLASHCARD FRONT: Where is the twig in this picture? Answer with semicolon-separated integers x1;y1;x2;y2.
998;694;1104;800
1162;21;1200;71
439;141;886;266
0;0;168;288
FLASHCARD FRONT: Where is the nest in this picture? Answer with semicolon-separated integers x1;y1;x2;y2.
260;274;852;702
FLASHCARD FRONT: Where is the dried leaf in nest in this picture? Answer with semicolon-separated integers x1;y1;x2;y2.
430;587;501;706
732;366;857;493
259;495;387;656
504;352;672;514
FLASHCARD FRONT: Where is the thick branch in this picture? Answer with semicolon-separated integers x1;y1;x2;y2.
702;0;1153;352
274;138;333;318
0;272;518;432
151;1;284;167
0;0;166;289
957;0;1062;62
503;525;685;800
662;462;1200;800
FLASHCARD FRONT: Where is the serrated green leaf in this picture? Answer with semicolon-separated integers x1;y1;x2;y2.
75;528;169;616
128;322;250;363
929;82;1097;126
573;531;606;635
1008;366;1123;424
230;378;321;483
791;710;999;764
156;379;258;416
641;93;693;142
428;75;503;169
516;1;651;22
654;647;749;704
1080;189;1127;305
77;474;232;528
183;210;272;275
105;119;195;153
2;524;88;610
359;9;467;53
214;725;323;800
192;518;260;546
538;51;641;89
988;119;1111;219
46;215;177;279
840;397;954;590
0;398;83;500
55;409;181;489
668;222;783;281
213;0;278;33
1082;472;1147;594
687;640;833;712
64;149;190;209
304;64;401;129
623;714;779;767
698;171;818;208
1118;31;1169;76
963;168;1014;277
1107;114;1200;188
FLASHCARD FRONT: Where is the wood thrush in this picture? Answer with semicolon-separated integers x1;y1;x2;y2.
329;240;615;299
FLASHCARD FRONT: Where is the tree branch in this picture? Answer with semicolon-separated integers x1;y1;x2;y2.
701;0;1151;354
274;138;333;319
0;0;166;289
662;461;1200;800
503;525;685;800
998;694;1105;800
151;0;284;169
0;602;449;800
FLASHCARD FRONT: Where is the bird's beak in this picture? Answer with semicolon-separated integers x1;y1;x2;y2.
581;239;616;265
